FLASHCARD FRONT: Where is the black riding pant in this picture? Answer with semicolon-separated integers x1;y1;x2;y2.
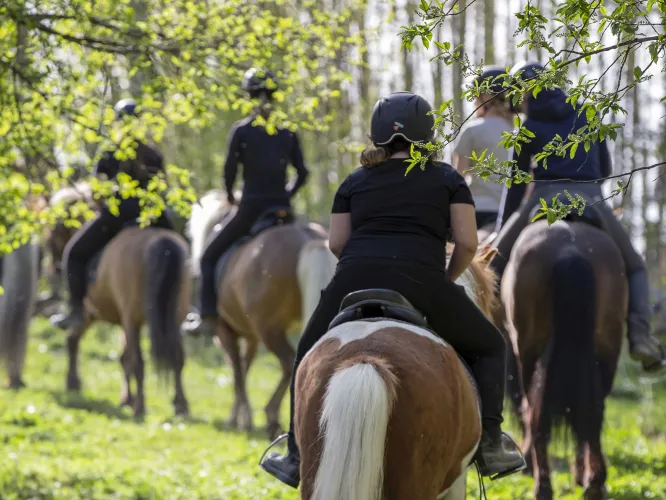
490;182;650;336
198;199;289;318
63;197;174;308
288;259;508;440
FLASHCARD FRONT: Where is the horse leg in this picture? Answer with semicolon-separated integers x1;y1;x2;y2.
119;330;134;408
573;440;587;487
66;320;90;391
531;410;554;500
130;330;146;417
214;320;252;431
242;337;258;378
172;340;189;416
262;330;295;440
583;439;608;500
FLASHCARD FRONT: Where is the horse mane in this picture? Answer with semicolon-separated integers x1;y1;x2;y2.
187;189;239;275
446;242;499;319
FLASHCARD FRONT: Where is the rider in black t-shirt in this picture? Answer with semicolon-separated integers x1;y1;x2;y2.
259;91;526;488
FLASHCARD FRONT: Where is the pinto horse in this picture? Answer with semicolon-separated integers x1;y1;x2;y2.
293;249;498;500
500;218;626;500
187;190;337;438
65;226;192;417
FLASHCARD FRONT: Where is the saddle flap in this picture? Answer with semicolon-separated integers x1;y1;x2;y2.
329;289;430;331
249;206;294;236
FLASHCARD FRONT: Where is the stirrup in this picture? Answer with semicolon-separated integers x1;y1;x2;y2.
258;433;289;466
482;432;527;482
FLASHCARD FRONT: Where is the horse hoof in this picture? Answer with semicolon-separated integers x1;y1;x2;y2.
119;397;134;408
133;408;146;419
8;377;25;390
174;403;189;417
66;378;81;392
584;485;608;500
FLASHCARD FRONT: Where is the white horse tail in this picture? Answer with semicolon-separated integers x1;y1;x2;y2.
296;238;337;325
0;239;40;387
313;356;398;500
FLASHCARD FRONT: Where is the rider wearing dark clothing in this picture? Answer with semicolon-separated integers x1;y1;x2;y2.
183;68;310;334
259;91;526;489
50;98;173;330
491;61;665;371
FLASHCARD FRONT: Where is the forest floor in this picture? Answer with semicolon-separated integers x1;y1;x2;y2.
1;317;665;499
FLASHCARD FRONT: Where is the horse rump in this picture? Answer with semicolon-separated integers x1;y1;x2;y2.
143;236;186;378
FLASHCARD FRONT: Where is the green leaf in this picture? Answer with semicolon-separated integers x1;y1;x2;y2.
569;142;578;159
633;66;643;80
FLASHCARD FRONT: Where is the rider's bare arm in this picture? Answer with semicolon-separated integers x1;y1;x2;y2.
447;203;478;281
329;213;352;258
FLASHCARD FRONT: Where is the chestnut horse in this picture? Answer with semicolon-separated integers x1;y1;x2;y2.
500;218;626;500
294;249;498;500
187;190;337;437
64;226;192;417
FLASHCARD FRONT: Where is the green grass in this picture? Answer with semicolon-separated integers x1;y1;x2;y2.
1;318;665;499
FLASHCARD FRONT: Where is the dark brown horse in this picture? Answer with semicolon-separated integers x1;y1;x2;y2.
500;219;626;500
65;226;192;417
293;250;498;500
187;190;337;438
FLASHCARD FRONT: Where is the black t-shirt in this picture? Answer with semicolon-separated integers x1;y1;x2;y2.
332;158;474;270
223;116;309;203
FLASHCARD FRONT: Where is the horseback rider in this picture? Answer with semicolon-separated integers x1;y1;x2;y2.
491;60;665;371
183;68;310;336
454;66;515;230
259;91;526;488
50;98;173;330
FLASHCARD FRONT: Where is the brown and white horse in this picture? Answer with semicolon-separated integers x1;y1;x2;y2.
293;249;498;500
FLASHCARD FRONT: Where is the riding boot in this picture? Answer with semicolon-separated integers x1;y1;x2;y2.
627;269;665;371
259;431;301;488
50;302;85;330
470;353;526;479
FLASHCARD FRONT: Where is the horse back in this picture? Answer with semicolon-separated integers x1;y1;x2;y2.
296;323;481;499
86;227;191;326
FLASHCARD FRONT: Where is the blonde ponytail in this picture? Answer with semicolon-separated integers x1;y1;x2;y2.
360;147;389;167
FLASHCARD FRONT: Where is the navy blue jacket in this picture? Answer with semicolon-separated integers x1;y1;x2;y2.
223;115;310;204
500;88;612;225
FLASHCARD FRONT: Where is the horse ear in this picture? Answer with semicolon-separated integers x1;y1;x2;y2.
479;246;498;265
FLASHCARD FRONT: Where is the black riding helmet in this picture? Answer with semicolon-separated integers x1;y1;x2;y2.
370;92;435;146
242;68;278;97
114;98;138;120
474;66;507;95
510;60;545;81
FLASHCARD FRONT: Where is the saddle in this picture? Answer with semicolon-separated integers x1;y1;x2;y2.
327;288;481;407
214;206;294;290
328;288;430;330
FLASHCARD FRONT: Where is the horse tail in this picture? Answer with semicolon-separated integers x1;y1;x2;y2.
297;239;337;324
545;251;602;442
0;241;39;388
313;356;397;500
144;236;186;377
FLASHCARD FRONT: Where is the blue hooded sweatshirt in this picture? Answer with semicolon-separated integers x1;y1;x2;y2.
500;87;612;225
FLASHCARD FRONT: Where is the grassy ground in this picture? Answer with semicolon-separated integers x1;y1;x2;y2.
1;318;665;499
